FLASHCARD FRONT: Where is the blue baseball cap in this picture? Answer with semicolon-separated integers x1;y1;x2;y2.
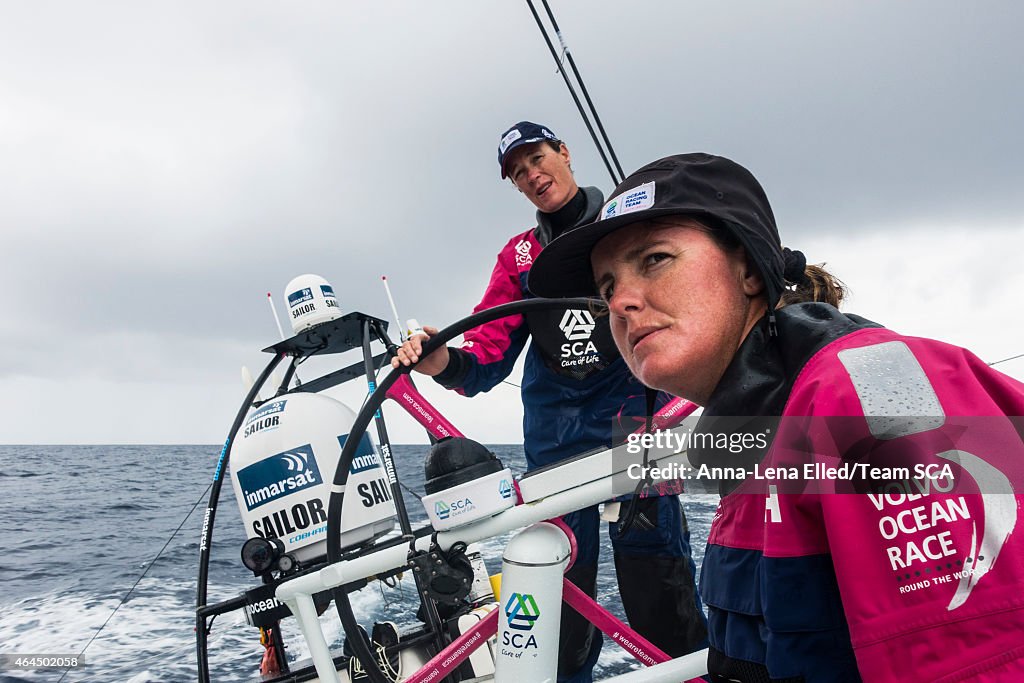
497;121;561;178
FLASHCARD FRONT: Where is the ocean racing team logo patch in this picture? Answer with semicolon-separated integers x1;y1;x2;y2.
601;181;655;219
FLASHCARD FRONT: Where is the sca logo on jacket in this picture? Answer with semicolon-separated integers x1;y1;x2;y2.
559;309;600;366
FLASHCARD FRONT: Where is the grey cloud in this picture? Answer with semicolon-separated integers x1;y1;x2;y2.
1;0;1021;442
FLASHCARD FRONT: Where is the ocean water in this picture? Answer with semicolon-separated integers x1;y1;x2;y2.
0;444;716;682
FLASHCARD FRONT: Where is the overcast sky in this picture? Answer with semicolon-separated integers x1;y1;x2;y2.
2;1;1022;445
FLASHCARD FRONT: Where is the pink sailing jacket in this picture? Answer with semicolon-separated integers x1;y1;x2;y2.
699;303;1024;682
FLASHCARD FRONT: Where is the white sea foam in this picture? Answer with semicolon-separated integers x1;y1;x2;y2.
0;578;254;681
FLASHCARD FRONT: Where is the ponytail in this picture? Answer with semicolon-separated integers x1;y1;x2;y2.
778;262;847;308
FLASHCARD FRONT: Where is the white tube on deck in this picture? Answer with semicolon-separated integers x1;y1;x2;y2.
495;522;571;682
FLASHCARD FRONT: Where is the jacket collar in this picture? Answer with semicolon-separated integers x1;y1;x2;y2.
691;303;880;491
534;186;604;247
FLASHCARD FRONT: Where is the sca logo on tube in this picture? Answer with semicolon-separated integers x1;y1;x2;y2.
502;592;541;650
504;592;540;631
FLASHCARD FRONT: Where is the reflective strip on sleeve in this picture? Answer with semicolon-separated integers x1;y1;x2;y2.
837;340;945;439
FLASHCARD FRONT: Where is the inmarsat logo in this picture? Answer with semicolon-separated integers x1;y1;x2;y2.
237;444;321;511
244;400;286;438
282;451;308;472
559;309;595;341
287;287;313;308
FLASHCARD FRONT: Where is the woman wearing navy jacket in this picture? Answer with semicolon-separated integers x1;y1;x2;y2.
394;126;707;682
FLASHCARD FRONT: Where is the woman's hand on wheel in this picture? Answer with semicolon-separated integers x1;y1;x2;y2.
390;325;450;376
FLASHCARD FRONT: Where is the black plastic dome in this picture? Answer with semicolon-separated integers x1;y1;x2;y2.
423;437;504;495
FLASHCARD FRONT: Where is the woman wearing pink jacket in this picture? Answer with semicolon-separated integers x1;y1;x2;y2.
528;152;1024;682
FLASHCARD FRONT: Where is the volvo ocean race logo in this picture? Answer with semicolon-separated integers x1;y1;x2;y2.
237;444;321;511
938;449;1017;610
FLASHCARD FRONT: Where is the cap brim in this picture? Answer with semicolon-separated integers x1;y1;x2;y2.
528;207;690;298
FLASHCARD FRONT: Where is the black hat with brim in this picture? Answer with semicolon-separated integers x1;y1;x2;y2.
527;153;785;308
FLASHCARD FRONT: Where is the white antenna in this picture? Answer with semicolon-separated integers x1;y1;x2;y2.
267;290;296;389
241;365;264;402
267;292;287;340
381;276;406;341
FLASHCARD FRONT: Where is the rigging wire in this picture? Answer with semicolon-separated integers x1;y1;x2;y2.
399;480;424;501
57;482;214;683
525;0;623;185
537;0;625;181
989;352;1024;367
523;5;1023;376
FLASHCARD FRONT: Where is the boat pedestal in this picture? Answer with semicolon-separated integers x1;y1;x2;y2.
495;522;571;683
